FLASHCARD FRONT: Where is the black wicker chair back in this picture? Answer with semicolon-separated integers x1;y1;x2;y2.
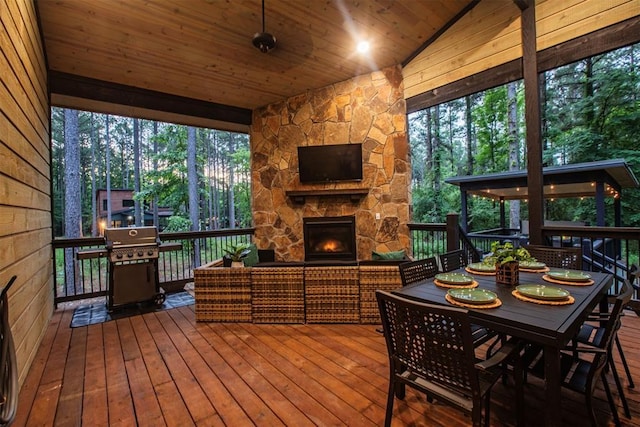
524;244;582;270
398;257;439;287
439;249;466;272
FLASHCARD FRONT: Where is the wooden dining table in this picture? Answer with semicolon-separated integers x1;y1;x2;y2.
392;267;613;427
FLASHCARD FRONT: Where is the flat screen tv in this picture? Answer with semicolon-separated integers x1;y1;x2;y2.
298;144;363;183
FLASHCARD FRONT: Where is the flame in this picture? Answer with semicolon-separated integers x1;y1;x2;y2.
323;240;341;252
315;239;344;253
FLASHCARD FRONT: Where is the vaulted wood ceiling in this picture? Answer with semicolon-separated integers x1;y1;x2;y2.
36;0;477;129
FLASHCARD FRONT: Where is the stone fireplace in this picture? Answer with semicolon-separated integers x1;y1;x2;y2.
303;216;357;262
251;65;412;262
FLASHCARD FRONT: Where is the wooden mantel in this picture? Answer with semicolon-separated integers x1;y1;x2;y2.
285;188;369;204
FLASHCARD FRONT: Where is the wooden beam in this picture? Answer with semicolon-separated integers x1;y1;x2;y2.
49;71;252;126
522;0;544;247
406;59;522;113
512;0;529;11
538;16;640;73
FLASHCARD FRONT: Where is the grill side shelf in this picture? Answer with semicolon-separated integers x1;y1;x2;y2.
76;249;108;260
76;242;182;260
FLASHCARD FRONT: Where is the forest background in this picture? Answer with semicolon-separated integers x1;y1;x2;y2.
52;42;640;240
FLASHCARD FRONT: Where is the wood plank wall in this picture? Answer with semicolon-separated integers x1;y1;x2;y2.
0;0;53;387
403;0;640;100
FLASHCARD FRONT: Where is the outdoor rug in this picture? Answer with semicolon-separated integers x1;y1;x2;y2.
70;291;194;328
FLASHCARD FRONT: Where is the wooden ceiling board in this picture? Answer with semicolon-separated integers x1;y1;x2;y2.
37;0;475;116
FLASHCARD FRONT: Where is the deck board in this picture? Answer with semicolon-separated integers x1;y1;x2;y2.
15;301;640;426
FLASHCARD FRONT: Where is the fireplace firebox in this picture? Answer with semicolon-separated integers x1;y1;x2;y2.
303;216;357;262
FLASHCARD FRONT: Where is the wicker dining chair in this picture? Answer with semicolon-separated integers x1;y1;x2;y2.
376;290;523;427
524;281;632;426
523;244;583;270
574;279;635;419
398;257;439;287
438;249;467;272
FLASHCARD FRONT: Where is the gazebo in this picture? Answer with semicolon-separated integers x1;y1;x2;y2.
445;159;639;231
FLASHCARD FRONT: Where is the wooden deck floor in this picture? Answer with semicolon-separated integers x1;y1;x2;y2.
14;300;640;426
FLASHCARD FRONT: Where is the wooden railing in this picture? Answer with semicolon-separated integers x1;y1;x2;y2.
540;226;640;292
466;228;523;254
53;228;254;305
53;219;640;305
407;222;447;259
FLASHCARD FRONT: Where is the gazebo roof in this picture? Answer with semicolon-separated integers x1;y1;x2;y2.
445;159;638;200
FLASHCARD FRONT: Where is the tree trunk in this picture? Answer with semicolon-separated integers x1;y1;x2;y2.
106;115;112;228
584;57;595;127
465;95;474;175
187;126;201;266
540;72;549;153
206;130;214;230
90;113;98;236
433;105;442;220
64;108;83;295
425;109;433;172
507;81;521;229
133;118;143;226
227;133;236;228
152;121;159;227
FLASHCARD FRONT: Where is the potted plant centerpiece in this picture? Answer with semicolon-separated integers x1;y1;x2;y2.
484;241;532;285
224;243;251;268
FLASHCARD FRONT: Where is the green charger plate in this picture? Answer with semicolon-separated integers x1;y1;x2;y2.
547;270;591;282
519;260;547;269
516;284;570;301
467;262;496;272
447;288;497;305
435;273;474;285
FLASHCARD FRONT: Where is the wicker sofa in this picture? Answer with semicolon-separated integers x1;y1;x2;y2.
194;259;405;324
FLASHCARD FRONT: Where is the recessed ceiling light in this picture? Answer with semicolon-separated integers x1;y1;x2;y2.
357;40;370;53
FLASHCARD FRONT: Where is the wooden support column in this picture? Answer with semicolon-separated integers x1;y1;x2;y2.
595;181;605;226
499;197;506;229
446;213;461;252
461;191;469;232
519;0;544;245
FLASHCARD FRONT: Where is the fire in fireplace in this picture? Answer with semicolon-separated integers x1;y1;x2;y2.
303;216;357;262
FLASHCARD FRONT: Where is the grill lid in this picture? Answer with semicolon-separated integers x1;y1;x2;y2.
104;227;159;248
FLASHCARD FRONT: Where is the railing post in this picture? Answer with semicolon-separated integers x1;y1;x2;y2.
446;213;460;252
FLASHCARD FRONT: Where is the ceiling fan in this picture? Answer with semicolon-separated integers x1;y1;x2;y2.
252;0;276;53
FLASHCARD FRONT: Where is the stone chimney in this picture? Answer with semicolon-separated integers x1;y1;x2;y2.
250;65;411;262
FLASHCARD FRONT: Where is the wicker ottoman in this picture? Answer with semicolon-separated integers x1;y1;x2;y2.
304;266;360;323
251;267;305;323
194;266;252;322
358;265;402;324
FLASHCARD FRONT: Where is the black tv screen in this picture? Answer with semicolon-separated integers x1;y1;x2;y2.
298;144;363;183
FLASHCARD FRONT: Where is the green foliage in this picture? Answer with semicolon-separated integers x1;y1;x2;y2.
230;146;252;227
467;197;503;231
484;242;532;265
473;86;510;172
223;243;251;261
162;216;192;232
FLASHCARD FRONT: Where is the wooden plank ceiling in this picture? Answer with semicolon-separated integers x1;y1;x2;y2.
36;0;476;127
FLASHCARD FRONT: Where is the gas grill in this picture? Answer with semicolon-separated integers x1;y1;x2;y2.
104;226;166;310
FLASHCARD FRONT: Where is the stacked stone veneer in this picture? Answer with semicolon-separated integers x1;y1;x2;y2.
250;65;411;262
